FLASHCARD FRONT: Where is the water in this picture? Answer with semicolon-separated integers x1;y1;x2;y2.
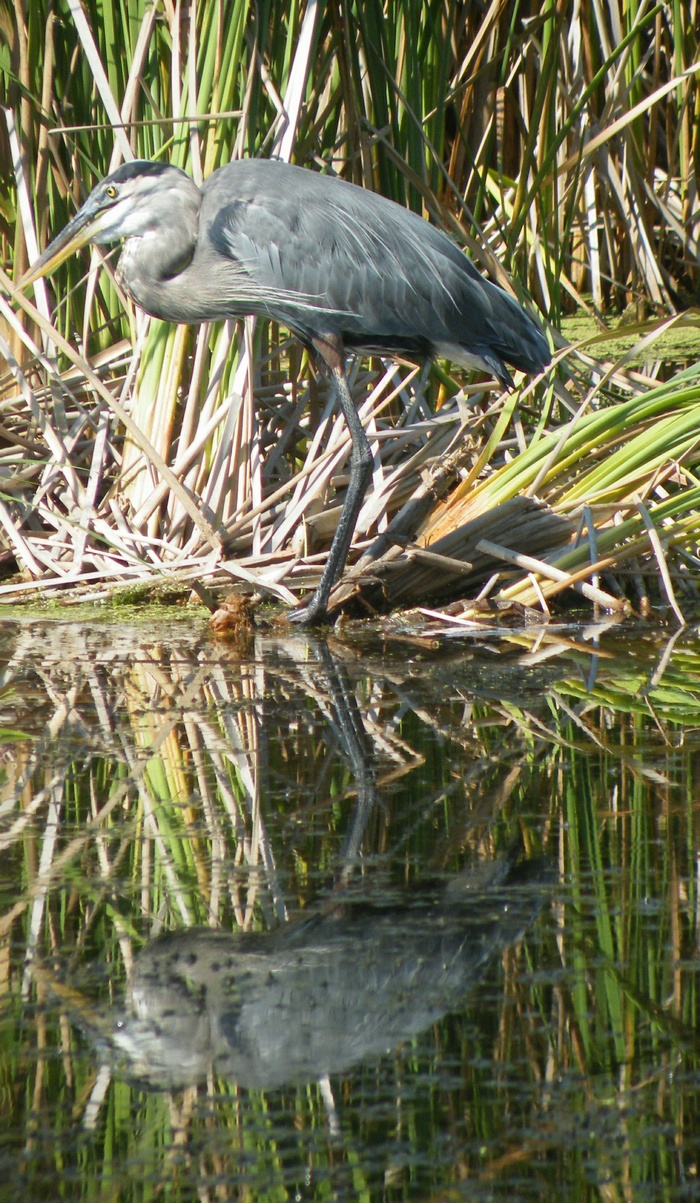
0;613;698;1201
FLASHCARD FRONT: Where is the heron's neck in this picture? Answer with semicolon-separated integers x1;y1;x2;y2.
115;190;202;323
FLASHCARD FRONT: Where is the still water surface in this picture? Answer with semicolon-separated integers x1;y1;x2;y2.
0;614;698;1201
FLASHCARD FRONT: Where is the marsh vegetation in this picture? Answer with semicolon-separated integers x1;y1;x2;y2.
0;0;699;617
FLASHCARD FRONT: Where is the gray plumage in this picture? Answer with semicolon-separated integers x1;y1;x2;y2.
23;158;550;622
95;853;552;1090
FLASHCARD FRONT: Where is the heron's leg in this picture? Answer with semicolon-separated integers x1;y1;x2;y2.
289;337;373;625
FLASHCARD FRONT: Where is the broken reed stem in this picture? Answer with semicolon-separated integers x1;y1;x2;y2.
404;547;474;575
475;537;630;612
634;498;685;625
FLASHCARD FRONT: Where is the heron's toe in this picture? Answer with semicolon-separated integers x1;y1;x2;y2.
286;597;330;626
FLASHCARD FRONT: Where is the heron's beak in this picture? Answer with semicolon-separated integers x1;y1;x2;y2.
18;204;102;288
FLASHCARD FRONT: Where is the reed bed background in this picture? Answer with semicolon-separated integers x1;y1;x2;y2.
0;0;699;616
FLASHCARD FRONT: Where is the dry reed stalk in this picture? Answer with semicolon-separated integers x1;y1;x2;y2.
475;538;628;613
634;497;685;624
333;496;575;613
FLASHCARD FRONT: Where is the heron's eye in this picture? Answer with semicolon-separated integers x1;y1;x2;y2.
105;184;118;200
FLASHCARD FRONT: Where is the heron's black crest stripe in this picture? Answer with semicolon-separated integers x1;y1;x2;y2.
104;160;174;185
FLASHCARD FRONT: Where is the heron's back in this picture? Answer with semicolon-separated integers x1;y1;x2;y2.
202;160;549;387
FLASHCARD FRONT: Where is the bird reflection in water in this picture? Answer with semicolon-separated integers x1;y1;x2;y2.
105;846;551;1093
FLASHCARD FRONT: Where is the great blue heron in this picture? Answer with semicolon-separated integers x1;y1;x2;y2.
21;158;550;623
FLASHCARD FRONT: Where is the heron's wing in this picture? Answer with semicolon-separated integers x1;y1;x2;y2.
203;161;548;376
204;192;356;332
203;164;464;333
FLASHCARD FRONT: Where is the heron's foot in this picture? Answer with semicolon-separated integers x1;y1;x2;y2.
286;596;331;626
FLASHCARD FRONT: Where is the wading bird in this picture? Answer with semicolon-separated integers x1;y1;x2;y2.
21;159;550;623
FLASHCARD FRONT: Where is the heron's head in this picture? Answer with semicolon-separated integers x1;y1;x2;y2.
20;161;195;286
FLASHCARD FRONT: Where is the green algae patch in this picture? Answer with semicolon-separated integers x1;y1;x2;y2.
561;313;700;368
0;596;208;627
